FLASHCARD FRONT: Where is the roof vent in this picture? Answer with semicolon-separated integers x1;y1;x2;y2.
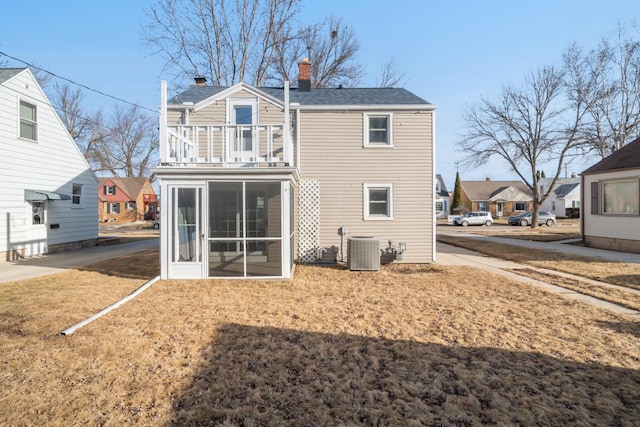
347;236;380;271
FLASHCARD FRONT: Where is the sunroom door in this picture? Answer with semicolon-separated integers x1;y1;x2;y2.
169;186;205;278
229;99;258;163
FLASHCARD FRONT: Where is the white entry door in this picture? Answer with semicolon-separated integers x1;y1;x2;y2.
168;186;206;278
497;202;504;218
229;99;258;163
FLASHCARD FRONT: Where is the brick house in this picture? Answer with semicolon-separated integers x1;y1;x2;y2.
98;177;157;222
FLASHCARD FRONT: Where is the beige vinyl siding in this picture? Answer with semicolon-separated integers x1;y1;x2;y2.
169;91;287;161
298;109;434;263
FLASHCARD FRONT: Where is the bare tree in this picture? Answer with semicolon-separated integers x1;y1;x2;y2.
267;16;363;87
564;26;640;158
51;83;109;171
459;66;585;228
376;57;406;88
143;0;300;87
95;106;158;177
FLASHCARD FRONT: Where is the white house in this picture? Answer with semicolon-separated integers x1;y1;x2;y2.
539;177;581;218
0;68;98;260
581;136;640;253
435;174;449;219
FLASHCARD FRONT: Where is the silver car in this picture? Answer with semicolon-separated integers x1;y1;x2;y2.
508;211;556;226
453;211;493;226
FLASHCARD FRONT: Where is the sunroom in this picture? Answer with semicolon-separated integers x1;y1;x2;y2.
157;170;296;279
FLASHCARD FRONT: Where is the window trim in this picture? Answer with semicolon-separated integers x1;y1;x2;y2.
105;185;116;195
71;183;83;208
514;202;527;211
19;99;37;142
363;113;393;147
108;202;120;214
363;183;394;220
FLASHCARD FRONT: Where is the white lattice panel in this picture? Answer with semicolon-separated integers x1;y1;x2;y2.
298;179;320;263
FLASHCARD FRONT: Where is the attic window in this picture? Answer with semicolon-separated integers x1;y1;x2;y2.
19;100;37;141
104;185;116;195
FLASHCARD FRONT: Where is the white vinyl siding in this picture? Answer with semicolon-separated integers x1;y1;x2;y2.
0;69;98;257
583;171;640;243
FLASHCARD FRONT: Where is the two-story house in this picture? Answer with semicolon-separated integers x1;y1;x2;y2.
152;60;435;279
0;68;98;260
98;177;157;222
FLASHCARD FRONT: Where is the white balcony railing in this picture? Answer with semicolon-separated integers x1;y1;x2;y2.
165;124;291;166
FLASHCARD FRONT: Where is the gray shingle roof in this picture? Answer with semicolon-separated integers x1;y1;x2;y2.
0;68;25;84
554;183;579;198
461;180;531;201
582;136;640;174
169;84;432;107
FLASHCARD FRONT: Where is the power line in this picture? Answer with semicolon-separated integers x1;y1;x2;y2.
0;50;157;114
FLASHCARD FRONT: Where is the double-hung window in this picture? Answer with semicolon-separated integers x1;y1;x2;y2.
19;100;37;141
105;185;116;195
514;202;526;211
72;184;83;207
364;183;393;220
364;113;393;147
108;203;120;214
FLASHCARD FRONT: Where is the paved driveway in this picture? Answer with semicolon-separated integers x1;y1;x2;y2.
0;239;158;284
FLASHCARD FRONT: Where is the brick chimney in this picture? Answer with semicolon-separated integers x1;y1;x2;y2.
194;76;207;86
298;58;311;92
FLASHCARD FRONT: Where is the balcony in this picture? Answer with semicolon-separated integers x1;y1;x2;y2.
163;124;292;167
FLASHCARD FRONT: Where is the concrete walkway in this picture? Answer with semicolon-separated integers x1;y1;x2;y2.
436;240;640;317
438;229;640;264
0;238;158;284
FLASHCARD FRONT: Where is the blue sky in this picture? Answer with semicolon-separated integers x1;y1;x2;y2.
3;0;640;188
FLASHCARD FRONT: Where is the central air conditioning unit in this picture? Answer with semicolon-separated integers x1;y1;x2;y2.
347;236;380;271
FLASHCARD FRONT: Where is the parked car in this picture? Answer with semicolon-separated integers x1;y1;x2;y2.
508;211;556;226
452;211;493;226
152;218;160;229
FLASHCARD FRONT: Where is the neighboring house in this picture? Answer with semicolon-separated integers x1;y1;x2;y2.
152;59;435;279
581;137;640;253
98;177;157;222
459;178;532;218
435;174;450;219
539;177;581;218
0;68;98;260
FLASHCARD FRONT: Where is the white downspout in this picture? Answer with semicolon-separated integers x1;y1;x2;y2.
432;110;437;263
283;81;291;165
295;106;301;171
160;81;168;163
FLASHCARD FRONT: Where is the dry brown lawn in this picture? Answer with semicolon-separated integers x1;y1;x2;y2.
2;249;640;425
